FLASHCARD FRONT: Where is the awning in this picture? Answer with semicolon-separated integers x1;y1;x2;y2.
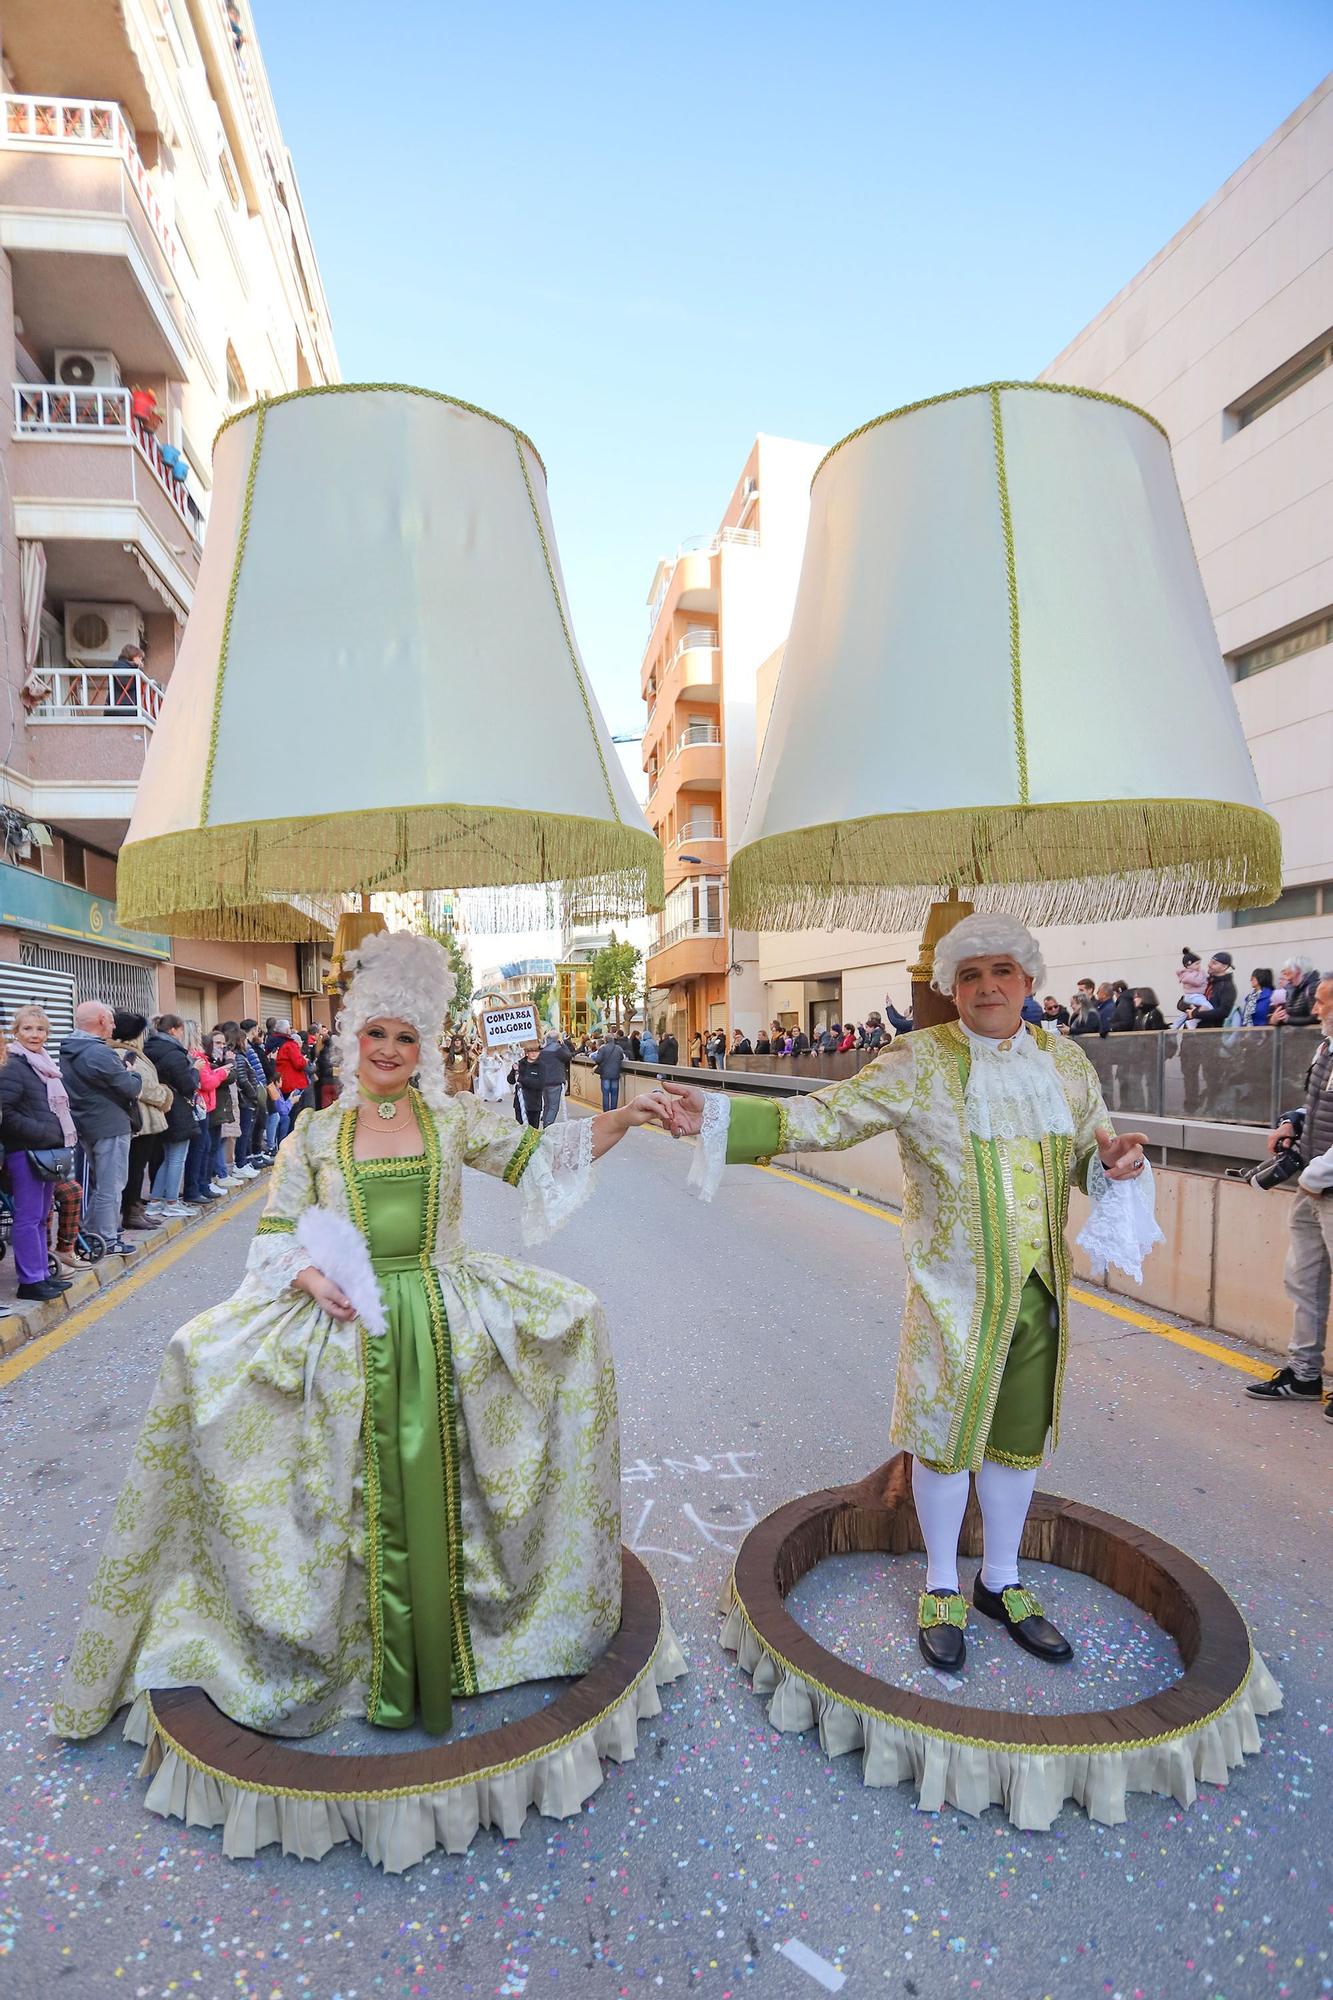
124;545;188;624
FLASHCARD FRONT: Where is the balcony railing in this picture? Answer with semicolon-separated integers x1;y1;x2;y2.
28;665;165;728
14;384;203;541
668;723;722;759
646;530;758;630
652;917;725;953
672;823;723;845
675;627;719;657
2;94;182;278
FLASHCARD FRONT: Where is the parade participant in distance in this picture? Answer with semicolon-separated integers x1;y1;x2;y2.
54;931;677;1748
661;913;1158;1673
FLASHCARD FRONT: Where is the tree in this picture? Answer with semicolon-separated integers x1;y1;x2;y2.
416;914;473;1023
588;932;642;1031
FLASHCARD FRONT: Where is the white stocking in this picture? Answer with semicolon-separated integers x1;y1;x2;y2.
976;1459;1039;1592
910;1460;971;1594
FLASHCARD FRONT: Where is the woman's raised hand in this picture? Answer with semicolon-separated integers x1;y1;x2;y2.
295;1265;355;1320
657;1080;706;1137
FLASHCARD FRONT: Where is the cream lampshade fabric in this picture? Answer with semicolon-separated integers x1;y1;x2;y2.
116;385;662;939
730;382;1280;932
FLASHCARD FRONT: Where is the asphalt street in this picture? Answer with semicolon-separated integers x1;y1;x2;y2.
1;1115;1327;2000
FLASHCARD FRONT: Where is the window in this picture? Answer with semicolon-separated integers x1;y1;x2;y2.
1229;879;1330;929
225;342;248;408
1229;330;1333;430
62;838;86;890
1229;610;1333;682
218;147;241;208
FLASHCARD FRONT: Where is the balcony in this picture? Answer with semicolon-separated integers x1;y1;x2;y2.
11;383;202;619
646;917;726;987
666;721;723;791
28;663;164;729
21;663;165;835
644;628;720;721
0;94;192;376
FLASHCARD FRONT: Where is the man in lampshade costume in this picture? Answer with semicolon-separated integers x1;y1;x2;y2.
666;912;1160;1672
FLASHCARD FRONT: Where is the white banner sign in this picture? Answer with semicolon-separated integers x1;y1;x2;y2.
481;1004;539;1048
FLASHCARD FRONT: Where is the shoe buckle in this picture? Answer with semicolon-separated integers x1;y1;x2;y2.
918;1591;966;1630
1000;1586;1043;1624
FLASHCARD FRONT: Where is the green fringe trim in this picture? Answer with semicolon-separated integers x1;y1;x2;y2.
728;798;1282;934
115;803;665;941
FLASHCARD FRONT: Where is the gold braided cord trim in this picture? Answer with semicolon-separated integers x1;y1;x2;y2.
503;1126;542;1187
510;435;621;823
255;1215;296;1235
988;387;1029;806
812;379;1169;486
725;1583;1257;1757
213;381;546;476
140;1591;667;1801
983;1445;1044;1470
728;798;1282;935
115;803;664;940
201;399;265;825
337;1113;385;1719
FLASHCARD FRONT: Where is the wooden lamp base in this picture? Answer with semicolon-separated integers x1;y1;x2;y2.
908;893;973;1029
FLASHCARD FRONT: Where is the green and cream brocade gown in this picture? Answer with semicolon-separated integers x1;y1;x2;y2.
52;1092;620;1741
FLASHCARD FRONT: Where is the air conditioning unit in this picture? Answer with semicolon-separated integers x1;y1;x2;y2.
54;349;121;389
64;601;142;664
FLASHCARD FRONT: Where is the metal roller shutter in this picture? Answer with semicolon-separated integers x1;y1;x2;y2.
0;961;78;1039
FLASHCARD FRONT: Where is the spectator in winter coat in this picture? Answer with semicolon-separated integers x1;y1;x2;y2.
509;1046;543;1127
537;1034;571;1125
183;1036;228;1205
658;1031;679;1066
640;1026;659;1065
1;1006;79;1299
112;1011;171;1230
1272;957;1323;1026
1041;996;1071;1028
1193;954;1238;1028
1108;981;1138;1033
59;1001;142;1253
144;1015;201;1214
593;1036;627;1112
1132;988;1167;1031
273;1022;309;1099
1239;969;1275;1028
1069;995;1104;1037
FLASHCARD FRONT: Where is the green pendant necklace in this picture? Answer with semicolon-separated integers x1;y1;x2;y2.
363;1085;409;1122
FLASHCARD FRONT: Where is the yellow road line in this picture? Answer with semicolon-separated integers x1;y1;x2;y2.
0;1182;267;1389
753;1162;1271;1380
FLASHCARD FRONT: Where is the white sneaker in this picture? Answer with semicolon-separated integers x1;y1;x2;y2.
236;1164;260;1180
209;1179;229;1193
222;1174;244;1187
161;1201;196;1219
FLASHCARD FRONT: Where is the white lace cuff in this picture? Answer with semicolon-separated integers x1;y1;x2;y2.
521;1115;596;1245
240;1225;309;1302
686;1090;732;1204
1077;1158;1164;1285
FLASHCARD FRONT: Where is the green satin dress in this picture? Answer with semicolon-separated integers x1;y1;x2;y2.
355;1157;458;1734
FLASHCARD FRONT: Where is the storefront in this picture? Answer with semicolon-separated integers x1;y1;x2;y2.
0;865;169;1018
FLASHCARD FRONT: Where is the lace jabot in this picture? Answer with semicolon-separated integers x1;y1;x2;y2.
959;1021;1074;1143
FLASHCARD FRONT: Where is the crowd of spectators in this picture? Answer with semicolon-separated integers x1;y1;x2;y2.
0;1005;347;1314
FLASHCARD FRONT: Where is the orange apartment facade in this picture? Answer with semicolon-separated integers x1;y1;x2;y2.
0;0;337;1034
641;434;822;1050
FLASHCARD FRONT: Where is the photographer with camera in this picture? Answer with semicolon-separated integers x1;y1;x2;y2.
1246;976;1333;1411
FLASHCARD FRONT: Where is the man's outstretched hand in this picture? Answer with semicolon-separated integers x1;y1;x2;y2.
659;1079;706;1138
1095;1127;1147;1180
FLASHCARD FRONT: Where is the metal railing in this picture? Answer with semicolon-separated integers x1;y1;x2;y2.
668;722;722;759
14;384;202;541
714;1024;1324;1129
2;94;182;277
651;918;725;953
27;665;165;728
646;530;758;630
675;627;719;656
672;823;723;845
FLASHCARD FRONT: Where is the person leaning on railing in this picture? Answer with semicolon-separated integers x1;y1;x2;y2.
1246;976;1333;1414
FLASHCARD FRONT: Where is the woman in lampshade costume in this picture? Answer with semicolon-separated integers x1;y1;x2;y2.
54;932;682;1774
667;912;1161;1672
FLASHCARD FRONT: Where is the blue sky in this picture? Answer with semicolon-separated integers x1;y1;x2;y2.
257;2;1328;736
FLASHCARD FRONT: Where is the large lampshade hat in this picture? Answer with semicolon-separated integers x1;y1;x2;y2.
730;382;1280;934
116;385;662;939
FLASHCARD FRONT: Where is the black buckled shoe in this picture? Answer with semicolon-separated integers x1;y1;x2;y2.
917;1590;967;1673
973;1579;1073;1663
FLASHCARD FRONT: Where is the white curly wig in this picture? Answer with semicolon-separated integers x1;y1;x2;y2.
334;929;457;1113
932;913;1045;996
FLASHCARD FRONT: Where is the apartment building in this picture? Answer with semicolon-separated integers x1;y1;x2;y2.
755;75;1333;1029
641;434;823;1049
0;0;337;1031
